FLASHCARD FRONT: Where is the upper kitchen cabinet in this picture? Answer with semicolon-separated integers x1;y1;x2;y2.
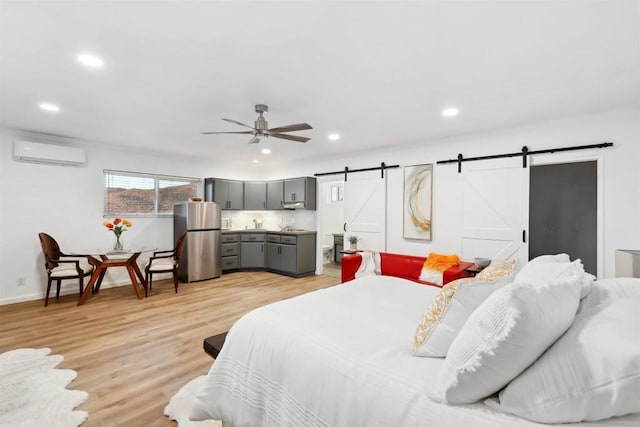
284;177;316;210
266;180;284;210
205;178;244;210
244;182;267;210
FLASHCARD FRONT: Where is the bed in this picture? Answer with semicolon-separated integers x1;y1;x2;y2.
189;272;640;426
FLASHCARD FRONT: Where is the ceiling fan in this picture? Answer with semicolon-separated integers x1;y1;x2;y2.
201;104;312;144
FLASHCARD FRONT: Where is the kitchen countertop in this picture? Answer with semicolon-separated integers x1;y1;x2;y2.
222;229;317;236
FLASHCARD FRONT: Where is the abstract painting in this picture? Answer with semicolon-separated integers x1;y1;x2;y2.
403;163;433;240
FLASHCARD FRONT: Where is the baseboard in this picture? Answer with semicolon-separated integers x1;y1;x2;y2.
0;279;144;306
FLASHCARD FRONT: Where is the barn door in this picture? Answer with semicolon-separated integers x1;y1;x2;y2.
460;158;528;262
344;171;387;253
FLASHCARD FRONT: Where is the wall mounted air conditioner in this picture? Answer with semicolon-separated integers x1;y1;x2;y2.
14;140;87;166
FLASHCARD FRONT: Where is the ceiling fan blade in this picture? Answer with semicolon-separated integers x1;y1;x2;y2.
266;123;313;133
201;131;255;135
248;137;261;144
269;133;310;143
222;118;256;129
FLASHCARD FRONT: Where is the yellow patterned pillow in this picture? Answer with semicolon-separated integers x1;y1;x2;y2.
476;259;518;282
412;275;511;357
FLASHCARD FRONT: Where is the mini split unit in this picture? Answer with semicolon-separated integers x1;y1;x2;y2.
14;140;87;166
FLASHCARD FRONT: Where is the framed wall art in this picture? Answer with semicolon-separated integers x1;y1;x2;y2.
403;163;433;240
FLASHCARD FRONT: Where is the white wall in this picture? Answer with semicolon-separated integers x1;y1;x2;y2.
1;109;638;304
299;109;639;278
0;131;220;304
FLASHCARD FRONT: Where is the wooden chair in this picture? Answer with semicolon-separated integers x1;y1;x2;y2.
145;233;187;296
38;232;94;307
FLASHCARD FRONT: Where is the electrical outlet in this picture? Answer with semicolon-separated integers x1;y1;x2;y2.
17;277;26;286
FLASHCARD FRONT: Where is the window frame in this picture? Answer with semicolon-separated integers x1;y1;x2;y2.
103;169;201;218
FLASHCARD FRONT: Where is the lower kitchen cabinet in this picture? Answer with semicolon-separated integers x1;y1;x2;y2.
240;233;265;268
266;233;315;277
221;234;239;272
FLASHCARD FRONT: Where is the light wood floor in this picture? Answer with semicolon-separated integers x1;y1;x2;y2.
0;272;340;426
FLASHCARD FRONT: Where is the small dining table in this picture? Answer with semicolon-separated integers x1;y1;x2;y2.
76;248;155;305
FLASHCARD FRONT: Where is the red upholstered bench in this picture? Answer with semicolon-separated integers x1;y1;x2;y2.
341;252;473;287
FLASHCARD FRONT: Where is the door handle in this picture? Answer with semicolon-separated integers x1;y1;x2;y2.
343;222;347;232
522;230;526;243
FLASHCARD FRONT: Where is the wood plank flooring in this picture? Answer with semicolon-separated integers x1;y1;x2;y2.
0;272;340;426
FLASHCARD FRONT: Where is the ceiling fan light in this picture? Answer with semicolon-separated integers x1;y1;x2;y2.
261;148;271;155
328;133;340;141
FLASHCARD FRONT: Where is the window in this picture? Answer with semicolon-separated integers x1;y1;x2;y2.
329;183;344;202
104;170;200;217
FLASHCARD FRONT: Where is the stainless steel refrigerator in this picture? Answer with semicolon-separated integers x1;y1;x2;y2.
174;202;222;282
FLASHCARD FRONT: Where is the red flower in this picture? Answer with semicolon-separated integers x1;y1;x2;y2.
107;223;114;229
114;218;122;225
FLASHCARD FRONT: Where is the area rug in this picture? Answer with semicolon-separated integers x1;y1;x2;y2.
0;347;88;426
165;375;221;427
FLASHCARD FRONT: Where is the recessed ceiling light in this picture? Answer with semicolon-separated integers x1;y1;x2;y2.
328;133;340;141
442;107;459;118
261;148;271;155
39;103;60;112
252;159;259;164
77;54;104;68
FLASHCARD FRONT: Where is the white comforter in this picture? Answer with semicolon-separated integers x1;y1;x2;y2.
189;275;639;427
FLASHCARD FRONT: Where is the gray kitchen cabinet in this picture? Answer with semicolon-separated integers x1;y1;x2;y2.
266;232;316;277
244;181;267;210
221;233;239;272
283;177;316;210
207;178;243;210
266;180;284;210
240;233;265;268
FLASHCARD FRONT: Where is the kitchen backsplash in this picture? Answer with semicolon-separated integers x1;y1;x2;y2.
221;210;317;231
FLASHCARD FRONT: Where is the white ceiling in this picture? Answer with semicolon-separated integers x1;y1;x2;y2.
1;1;638;169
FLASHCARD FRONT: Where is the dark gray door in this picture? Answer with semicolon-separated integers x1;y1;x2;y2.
529;161;597;275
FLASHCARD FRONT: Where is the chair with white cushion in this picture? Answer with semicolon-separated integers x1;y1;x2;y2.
145;233;186;296
38;232;94;307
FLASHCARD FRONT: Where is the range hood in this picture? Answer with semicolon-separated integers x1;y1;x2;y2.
282;202;306;210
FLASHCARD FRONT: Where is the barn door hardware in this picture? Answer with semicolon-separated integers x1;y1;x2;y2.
437;142;613;173
315;162;399;181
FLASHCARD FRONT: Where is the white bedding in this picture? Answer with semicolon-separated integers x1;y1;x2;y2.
189;275;640;427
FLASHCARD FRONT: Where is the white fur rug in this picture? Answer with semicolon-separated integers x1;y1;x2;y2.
0;347;88;426
164;375;221;427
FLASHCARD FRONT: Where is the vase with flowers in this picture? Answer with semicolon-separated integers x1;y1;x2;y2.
103;218;132;251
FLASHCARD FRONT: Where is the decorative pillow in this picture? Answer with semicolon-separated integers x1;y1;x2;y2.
526;253;571;264
419;253;460;284
485;297;640;423
577;277;640;313
412;277;509;357
514;258;594;299
429;274;583;405
475;259;518;282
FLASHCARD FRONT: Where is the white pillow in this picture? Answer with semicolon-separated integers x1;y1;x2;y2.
526;253;571;264
418;268;443;286
412;277;508;357
514;258;594;299
430;275;583;405
485;297;640;423
578;277;640;313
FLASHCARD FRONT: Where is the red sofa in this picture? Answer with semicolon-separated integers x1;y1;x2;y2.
341;252;474;287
